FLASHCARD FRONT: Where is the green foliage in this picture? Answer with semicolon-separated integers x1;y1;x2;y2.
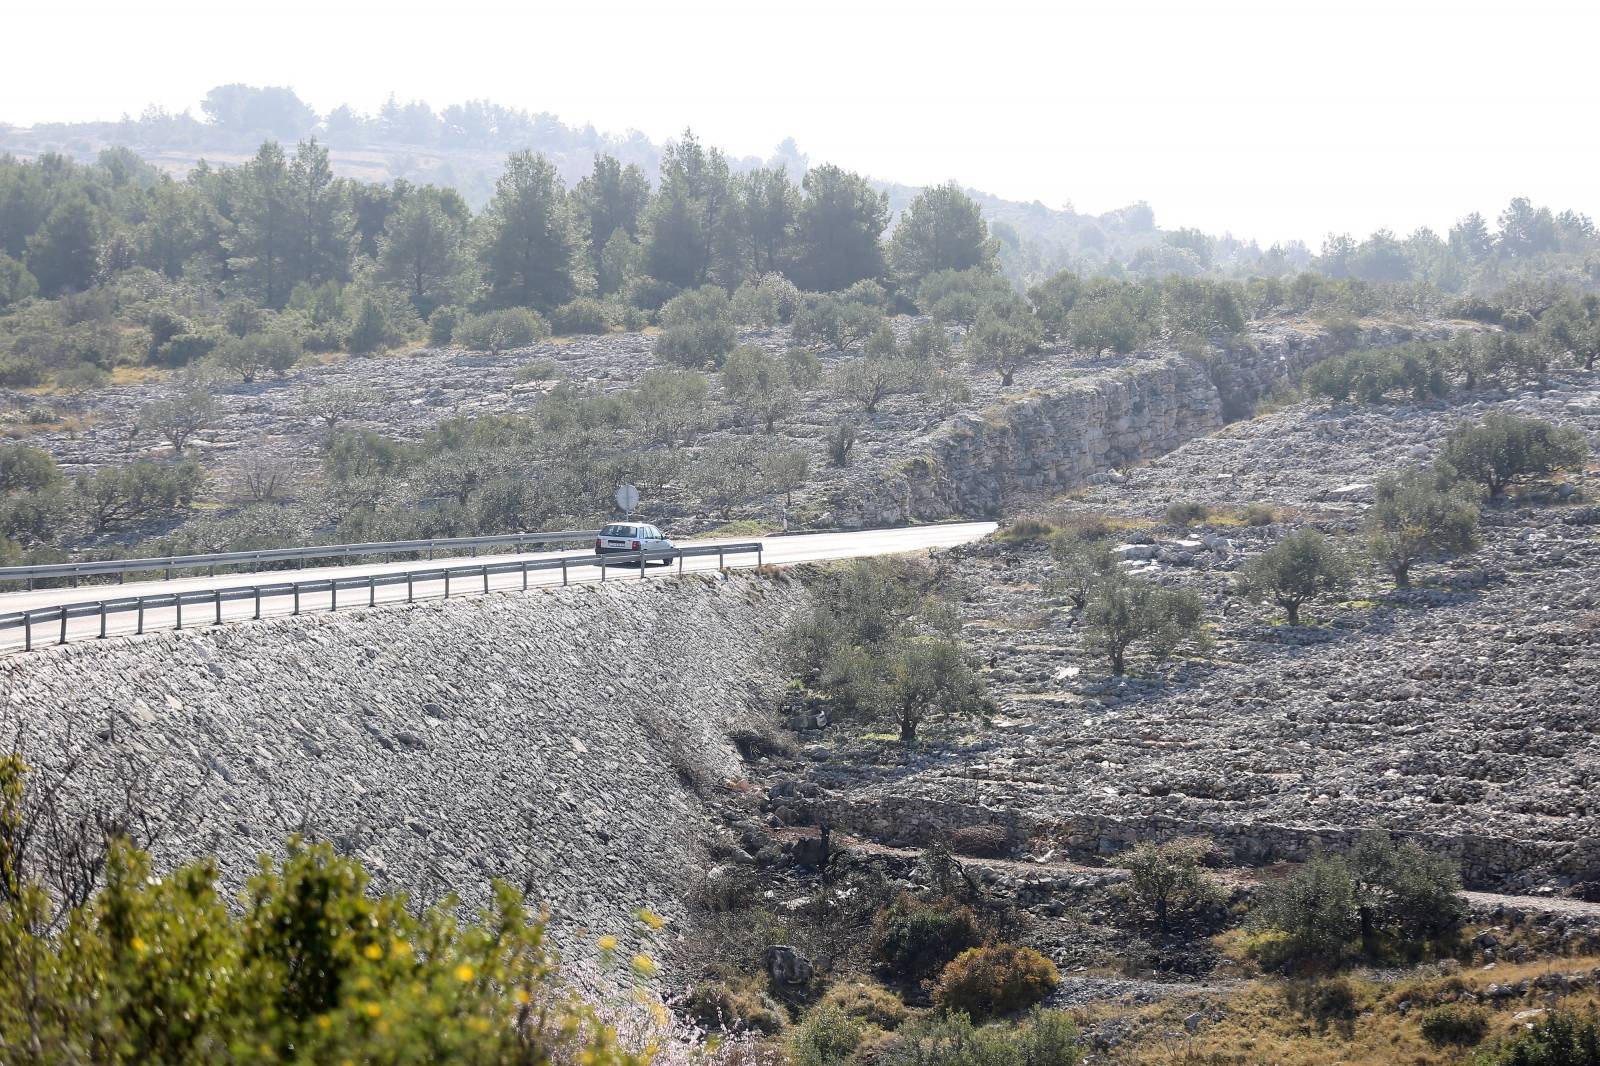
888;183;998;293
0;252;39;311
324;429;412;484
627;367;709;445
1540;293;1600;371
550;297;617;335
0;352;46;387
791;1004;865;1066
451;307;551;352
819;982;908;1030
139;386;220;452
878;1010;1082;1066
76;460;205;533
1118;837;1224;935
1305;344;1449;403
932;944;1060;1021
833;353;920;414
1047;532;1117;609
1475;1010;1600;1066
791;291;885;352
791;164;890;294
212;325;302;381
374;185;471;316
655;285;737;368
0;444;61;494
1363;468;1479;586
964;298;1043;385
0;758;645;1066
1065;281;1147;356
1082;572;1207;676
1164;500;1209;526
869;894;982;981
683;978;787;1034
917;268;1014;328
1249;833;1465;967
827;421;857;468
721;345;798;431
1439;412;1589;498
478;150;590;311
344;285;421;354
1419;1004;1490;1048
428;304;464;346
1028;271;1082;343
1237;528;1352;625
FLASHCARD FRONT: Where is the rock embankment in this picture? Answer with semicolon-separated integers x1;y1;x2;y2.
1;572;805;961
833;321;1449;526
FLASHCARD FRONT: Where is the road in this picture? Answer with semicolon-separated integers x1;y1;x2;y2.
0;522;996;652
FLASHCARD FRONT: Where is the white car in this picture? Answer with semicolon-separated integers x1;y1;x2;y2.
594;522;675;565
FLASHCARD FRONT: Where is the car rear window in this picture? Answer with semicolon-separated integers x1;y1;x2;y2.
602;524;635;536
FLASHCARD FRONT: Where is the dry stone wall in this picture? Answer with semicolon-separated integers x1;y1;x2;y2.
0;573;805;961
834;322;1446;527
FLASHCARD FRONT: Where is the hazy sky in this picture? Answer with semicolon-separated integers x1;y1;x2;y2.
7;0;1597;246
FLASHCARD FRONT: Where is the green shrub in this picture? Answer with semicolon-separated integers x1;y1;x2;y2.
1242;503;1277;526
1165;499;1209;526
551;297;616;335
819;982;907;1030
1439;412;1590;498
54;362;111;391
869;894;981;981
1237;528;1352;625
878;1010;1082;1066
1419;1004;1489;1047
655;285;737;368
151;330;220;367
428;304;464;346
75;460;205;533
682;979;787;1035
996;518;1056;545
790;1004;864;1066
452;307;551;352
932;943;1060;1021
1118;837;1224;934
1284;976;1361;1024
0;353;46;387
514;359;561;384
0;444;61;493
0;755;638;1066
1476;1010;1600;1065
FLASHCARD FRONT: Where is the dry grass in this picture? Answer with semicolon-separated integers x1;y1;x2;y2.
1096;949;1600;1065
109;364;170;386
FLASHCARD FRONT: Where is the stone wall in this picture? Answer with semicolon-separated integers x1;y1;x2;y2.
0;573;806;963
834;322;1444;527
778;791;1584;892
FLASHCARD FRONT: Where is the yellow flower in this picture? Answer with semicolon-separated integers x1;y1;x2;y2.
315;1015;332;1031
597;935;618;953
363;943;383;961
631;953;658;977
363;1002;382;1018
514;988;531;1005
636;908;665;931
130;936;147;954
455;963;476;983
391;940;411;957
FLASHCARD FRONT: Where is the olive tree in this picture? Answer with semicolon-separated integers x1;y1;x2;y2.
1438;413;1589;498
880;638;990;743
965;300;1043;385
1362;470;1478;587
1047;533;1117;609
1082;573;1206;676
1119;837;1223;935
1237;528;1352;625
655;286;737;368
140;387;220;453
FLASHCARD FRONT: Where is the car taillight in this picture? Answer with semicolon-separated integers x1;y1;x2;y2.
631;540;641;550
594;538;602;549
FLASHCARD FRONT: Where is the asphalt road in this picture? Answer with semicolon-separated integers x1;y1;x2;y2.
0;522;996;652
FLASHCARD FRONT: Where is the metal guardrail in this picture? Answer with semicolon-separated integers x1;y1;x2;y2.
0;542;765;652
0;530;603;590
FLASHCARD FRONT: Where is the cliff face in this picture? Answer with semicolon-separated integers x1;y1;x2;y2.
1;573;805;962
833;322;1443;527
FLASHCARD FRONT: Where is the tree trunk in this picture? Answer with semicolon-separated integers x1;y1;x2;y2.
1110;647;1126;676
899;716;918;743
1286;600;1301;626
1000;368;1015;386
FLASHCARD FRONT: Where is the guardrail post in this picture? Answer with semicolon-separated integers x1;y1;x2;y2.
522;563;529;591
213;589;222;625
293;585;300;616
136;602;144;635
368;575;376;607
600;559;606;582
254;588;262;620
23;614;30;651
561;559;568;586
176;596;183;631
718;547;725;570
482;566;489;594
758;545;763;569
58;605;67;645
678;551;684;576
331;581;338;612
71;573;79;589
444;571;451;599
165;566;172;580
98;602;107;639
640;551;648;579
407;574;414;602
